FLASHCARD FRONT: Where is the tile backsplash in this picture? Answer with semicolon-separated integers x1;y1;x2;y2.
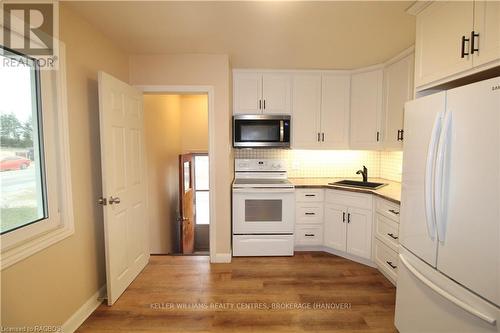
234;149;403;182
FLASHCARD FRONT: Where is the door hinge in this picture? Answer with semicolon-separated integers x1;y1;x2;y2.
98;197;107;205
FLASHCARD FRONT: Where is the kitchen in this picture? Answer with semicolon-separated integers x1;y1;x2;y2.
1;1;500;332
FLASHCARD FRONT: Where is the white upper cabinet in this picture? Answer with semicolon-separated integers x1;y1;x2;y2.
292;73;322;148
321;73;351;149
415;2;474;88
413;0;499;89
382;53;414;150
233;71;291;115
473;1;500;67
233;72;262;114
350;68;383;150
262;73;292;115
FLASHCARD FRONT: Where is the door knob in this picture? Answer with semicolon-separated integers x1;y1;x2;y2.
109;196;121;204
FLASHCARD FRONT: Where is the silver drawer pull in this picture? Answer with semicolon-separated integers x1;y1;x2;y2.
387;233;399;240
304;234;315;237
388;209;400;215
386;261;397;269
305;212;315;215
305;194;316;197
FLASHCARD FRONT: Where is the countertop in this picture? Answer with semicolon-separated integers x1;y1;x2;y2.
289;177;401;204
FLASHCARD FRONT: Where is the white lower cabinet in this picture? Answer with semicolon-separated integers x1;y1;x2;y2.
294;188;401;285
374;197;401;285
295;189;324;246
323;190;373;260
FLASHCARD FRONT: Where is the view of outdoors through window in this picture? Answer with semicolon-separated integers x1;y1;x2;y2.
0;49;47;234
194;155;209;225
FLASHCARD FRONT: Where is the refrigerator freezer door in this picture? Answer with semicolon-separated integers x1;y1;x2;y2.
400;92;445;267
395;247;500;333
436;76;500;307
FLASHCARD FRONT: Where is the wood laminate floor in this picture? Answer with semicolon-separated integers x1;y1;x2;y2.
77;252;397;333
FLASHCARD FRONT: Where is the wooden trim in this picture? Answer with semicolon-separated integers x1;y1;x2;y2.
135;85;219;263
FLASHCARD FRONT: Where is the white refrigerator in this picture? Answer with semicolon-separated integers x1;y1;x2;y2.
395;76;500;333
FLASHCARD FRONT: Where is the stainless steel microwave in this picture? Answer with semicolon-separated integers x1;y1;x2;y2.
233;115;291;148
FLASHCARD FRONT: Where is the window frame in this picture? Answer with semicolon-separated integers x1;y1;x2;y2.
193;153;209;225
0;45;49;235
0;43;74;270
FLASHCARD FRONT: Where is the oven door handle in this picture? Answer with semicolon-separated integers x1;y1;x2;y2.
233;187;295;194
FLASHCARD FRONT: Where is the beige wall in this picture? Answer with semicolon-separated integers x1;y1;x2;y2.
180;95;209;154
144;95;181;254
1;4;129;326
145;94;208;254
130;54;232;256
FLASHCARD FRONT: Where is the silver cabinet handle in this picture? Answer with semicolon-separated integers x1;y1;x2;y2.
388;209;400;215
109;196;121;204
387;233;399;240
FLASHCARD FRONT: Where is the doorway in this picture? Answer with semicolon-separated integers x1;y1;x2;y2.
142;91;211;256
179;153;209;254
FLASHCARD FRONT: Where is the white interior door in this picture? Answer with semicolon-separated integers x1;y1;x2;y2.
98;71;149;305
436;77;500;307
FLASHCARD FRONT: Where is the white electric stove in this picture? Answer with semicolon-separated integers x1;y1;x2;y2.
232;159;295;256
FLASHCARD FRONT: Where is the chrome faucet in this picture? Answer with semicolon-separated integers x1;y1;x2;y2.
356;166;368;182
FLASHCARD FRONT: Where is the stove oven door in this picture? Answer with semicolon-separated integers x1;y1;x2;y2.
232;187;295;234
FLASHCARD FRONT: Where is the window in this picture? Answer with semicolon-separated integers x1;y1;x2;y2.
0;44;74;270
194;155;209;225
0;46;47;235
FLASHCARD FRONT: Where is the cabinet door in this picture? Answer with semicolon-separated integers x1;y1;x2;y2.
473;1;500;67
350;69;383;150
383;54;414;150
262;73;291;115
233;72;262;114
291;73;322;148
321;73;350;149
323;203;347;251
346;207;373;260
415;1;474;87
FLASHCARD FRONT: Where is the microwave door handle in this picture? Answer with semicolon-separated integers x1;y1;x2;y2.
279;120;284;142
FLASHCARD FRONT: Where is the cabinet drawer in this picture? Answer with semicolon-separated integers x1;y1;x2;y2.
374;240;398;283
296;189;324;202
295;225;323;246
375;213;399;252
325;189;372;210
296;204;324;224
375;197;400;222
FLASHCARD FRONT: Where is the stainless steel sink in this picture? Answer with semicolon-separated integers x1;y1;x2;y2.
329;179;387;190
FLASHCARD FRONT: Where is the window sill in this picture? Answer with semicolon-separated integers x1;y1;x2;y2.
1;222;74;270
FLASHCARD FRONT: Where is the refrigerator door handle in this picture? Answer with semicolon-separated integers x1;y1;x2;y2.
434;111;452;242
424;111;443;240
399;254;497;326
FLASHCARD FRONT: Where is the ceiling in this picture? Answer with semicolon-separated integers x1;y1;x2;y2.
65;1;416;69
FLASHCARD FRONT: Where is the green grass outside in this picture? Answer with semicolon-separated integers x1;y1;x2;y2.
1;206;38;233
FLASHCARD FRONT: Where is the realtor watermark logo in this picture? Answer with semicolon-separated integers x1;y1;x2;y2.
0;0;59;69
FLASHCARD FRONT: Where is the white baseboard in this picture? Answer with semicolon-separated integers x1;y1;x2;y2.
211;252;232;263
62;286;105;332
